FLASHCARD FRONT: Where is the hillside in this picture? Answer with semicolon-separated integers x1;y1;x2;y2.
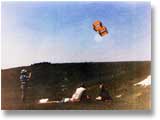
1;61;151;110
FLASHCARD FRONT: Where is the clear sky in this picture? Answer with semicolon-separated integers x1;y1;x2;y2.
1;2;151;69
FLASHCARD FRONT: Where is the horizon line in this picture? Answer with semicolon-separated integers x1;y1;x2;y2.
1;60;151;70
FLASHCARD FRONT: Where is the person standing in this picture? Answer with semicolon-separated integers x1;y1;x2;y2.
19;69;31;102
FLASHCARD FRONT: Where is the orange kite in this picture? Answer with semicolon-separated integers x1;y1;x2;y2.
92;20;108;37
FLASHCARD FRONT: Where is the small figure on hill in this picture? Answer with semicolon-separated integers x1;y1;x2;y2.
96;82;112;101
19;69;32;102
69;83;90;102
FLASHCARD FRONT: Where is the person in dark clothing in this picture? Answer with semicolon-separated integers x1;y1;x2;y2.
96;82;112;101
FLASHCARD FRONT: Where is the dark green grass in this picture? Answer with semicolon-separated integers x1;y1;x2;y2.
1;61;151;110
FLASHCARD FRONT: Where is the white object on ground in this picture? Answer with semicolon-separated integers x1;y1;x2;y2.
64;98;70;103
134;75;151;87
96;96;102;100
115;94;122;98
39;98;49;103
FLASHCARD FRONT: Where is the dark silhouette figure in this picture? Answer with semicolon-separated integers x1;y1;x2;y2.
96;82;112;101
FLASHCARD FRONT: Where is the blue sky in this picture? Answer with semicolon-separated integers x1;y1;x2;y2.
1;2;151;69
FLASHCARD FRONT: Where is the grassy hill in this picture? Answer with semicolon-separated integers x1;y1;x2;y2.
1;61;151;110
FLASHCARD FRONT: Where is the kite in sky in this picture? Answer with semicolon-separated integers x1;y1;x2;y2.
92;20;108;37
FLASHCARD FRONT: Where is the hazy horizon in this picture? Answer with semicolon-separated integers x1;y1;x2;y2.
1;2;151;69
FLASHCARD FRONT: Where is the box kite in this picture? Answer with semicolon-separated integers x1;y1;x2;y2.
92;20;108;37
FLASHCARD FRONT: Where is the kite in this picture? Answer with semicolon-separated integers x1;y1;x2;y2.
92;20;108;37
